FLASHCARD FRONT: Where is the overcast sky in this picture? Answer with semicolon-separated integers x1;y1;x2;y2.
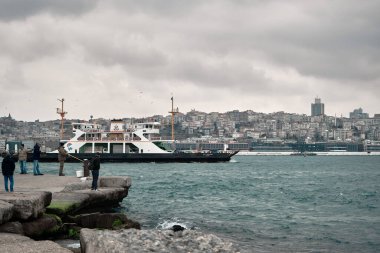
0;0;379;121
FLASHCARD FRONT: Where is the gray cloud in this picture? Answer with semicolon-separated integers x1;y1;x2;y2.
0;0;379;121
0;0;98;21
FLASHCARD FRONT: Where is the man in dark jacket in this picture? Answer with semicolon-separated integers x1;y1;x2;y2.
2;151;16;192
58;142;68;176
90;153;101;191
32;143;43;175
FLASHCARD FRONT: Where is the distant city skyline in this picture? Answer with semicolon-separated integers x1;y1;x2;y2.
0;1;379;121
1;102;377;122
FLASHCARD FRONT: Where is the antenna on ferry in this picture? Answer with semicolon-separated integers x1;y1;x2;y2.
56;98;67;140
169;96;179;142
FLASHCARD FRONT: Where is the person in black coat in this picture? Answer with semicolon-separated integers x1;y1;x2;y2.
32;143;43;175
2;151;16;192
89;153;101;191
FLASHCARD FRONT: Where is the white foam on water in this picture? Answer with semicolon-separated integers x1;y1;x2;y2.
66;243;80;248
155;218;190;230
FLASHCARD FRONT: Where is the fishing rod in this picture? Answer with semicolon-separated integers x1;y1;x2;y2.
67;153;85;163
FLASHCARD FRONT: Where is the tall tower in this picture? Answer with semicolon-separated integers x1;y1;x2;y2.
56;98;67;140
311;97;324;116
168;96;179;142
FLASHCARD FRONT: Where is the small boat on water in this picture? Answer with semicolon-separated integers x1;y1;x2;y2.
28;120;237;163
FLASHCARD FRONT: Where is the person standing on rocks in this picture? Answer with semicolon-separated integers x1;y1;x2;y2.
2;151;17;192
18;144;28;174
58;142;68;176
32;143;43;176
89;152;100;191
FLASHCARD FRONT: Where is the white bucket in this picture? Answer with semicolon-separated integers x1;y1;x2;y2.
76;170;84;178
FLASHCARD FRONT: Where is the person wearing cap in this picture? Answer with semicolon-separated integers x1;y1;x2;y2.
18;144;28;174
58;142;68;176
2;151;16;192
89;153;101;191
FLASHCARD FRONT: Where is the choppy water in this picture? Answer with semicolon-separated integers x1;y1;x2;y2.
37;156;380;252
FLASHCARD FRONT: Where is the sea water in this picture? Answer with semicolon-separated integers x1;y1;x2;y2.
41;156;380;252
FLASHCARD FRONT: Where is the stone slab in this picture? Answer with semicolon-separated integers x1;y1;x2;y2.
0;200;14;224
47;188;127;215
22;215;59;237
0;221;24;234
99;177;132;189
0;233;72;253
80;228;240;253
0;192;52;220
0;174;82;193
47;192;91;215
74;188;128;207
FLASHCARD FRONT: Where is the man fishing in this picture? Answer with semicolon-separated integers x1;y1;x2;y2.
58;142;68;176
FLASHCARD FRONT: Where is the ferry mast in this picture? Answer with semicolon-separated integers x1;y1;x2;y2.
56;98;67;140
168;96;179;142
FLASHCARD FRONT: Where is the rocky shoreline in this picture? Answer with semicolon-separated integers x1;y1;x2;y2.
0;175;240;253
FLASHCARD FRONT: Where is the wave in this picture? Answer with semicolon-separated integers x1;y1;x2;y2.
155;217;194;230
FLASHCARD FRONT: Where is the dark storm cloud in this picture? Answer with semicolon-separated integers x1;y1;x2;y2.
0;0;98;21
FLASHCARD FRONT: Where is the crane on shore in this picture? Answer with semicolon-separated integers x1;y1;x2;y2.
56;98;67;140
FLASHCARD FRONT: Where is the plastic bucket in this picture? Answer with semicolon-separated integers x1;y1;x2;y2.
76;170;84;178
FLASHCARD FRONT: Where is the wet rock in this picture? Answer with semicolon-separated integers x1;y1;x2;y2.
22;215;59;238
47;192;91;215
69;212;140;229
47;188;128;216
0;192;52;220
80;228;240;253
119;218;141;230
172;224;185;232
0;200;14;224
0;221;24;234
0;233;72;253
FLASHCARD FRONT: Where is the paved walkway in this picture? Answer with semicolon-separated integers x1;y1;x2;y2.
0;174;83;193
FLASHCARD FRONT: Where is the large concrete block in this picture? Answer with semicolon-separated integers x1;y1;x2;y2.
0;200;14;224
22;215;59;237
99;176;132;189
0;221;24;234
75;188;129;207
47;192;91;215
0;192;52;220
61;176;131;192
47;187;129;215
80;228;240;253
0;233;72;253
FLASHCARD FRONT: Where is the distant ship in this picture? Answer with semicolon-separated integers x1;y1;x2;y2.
290;151;317;156
28;120;237;163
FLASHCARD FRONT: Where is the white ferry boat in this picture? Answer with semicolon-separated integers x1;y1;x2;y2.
28;120;237;163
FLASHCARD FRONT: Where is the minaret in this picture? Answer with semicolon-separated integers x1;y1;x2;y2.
168;96;179;142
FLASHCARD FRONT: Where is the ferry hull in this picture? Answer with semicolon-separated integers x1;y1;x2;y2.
27;151;238;163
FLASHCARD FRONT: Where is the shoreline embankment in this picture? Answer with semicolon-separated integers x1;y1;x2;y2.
0;174;137;252
0;174;241;253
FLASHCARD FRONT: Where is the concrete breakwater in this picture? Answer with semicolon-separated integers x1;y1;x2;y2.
0;174;240;253
0;175;137;252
